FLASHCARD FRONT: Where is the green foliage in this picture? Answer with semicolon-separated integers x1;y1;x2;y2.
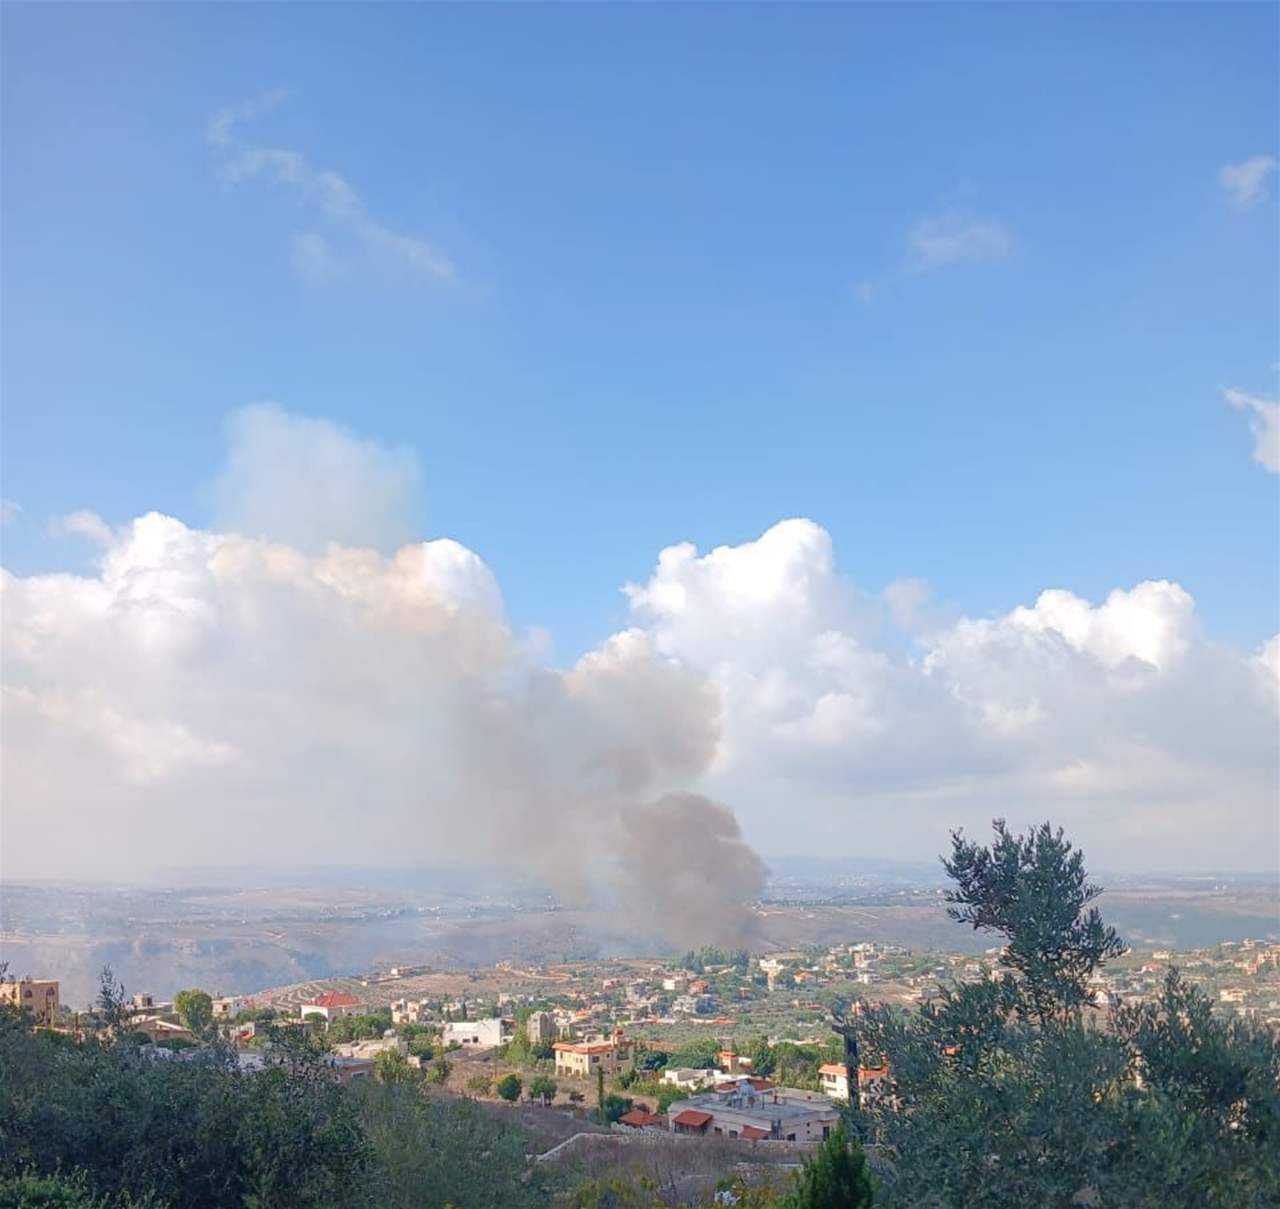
653;1083;691;1113
747;1036;776;1077
667;1038;719;1069
781;1120;873;1208
859;819;1280;1208
354;1082;549;1209
172;989;214;1034
372;1050;419;1085
561;1173;664;1208
0;1012;552;1208
0;1010;371;1206
425;1056;451;1085
679;946;750;974
94;966;129;1034
325;1012;392;1044
405;1032;435;1060
944;819;1126;1024
503;1023;534;1065
466;1073;493;1096
634;1049;667;1073
496;1073;523;1102
595;1064;606;1123
601;1093;634;1124
772;1042;823;1091
0;1170;104;1208
232;1006;277;1025
529;1074;558;1105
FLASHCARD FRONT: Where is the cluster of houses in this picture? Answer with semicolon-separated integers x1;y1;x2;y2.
629;1058;889;1143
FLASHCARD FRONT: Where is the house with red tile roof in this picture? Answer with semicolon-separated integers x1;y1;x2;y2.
300;990;364;1023
670;1108;714;1134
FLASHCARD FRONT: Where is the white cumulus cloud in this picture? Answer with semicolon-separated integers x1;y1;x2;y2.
1225;387;1280;473
2;419;1275;897
1219;155;1278;211
626;520;1278;870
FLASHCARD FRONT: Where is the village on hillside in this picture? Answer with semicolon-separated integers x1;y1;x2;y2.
7;933;1279;1163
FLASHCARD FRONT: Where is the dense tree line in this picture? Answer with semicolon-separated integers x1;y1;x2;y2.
0;1019;544;1208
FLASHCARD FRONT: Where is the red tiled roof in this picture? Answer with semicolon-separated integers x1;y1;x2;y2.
618;1109;662;1128
671;1109;713;1128
307;992;362;1009
859;1064;889;1080
740;1125;770;1140
819;1063;849;1077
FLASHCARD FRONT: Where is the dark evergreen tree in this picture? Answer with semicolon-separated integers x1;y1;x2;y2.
783;1120;873;1208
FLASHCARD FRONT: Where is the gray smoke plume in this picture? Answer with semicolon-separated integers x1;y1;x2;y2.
615;793;767;949
2;522;769;950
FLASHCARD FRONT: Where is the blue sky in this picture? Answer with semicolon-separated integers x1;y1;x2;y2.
3;4;1278;878
3;2;1276;658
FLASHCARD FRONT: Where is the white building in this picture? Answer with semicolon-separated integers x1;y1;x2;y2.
441;1017;511;1049
662;1066;717;1089
818;1063;851;1100
671;993;713;1015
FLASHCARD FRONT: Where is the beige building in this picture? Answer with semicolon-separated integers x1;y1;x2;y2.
131;1018;195;1046
391;998;430;1025
0;978;59;1025
525;1010;556;1045
553;1028;634;1078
